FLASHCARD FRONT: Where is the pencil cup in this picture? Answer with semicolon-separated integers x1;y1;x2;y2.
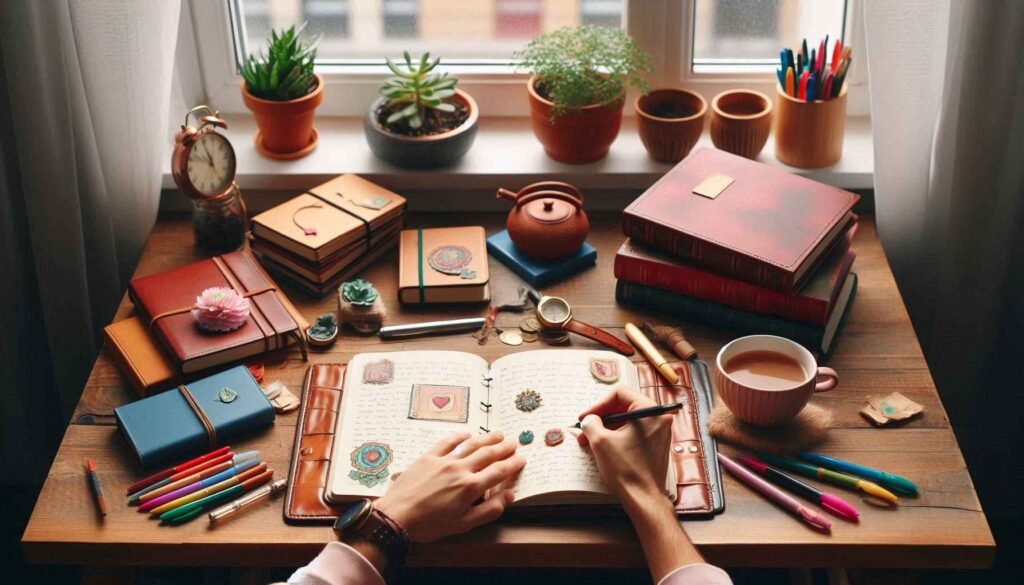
773;83;847;168
710;90;772;159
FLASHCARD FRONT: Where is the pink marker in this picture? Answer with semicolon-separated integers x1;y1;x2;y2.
719;453;833;532
737;455;859;522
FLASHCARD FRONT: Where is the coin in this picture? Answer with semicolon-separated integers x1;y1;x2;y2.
519;317;541;333
499;331;523;346
520;331;538;343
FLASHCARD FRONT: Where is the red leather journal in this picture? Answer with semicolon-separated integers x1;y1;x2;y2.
622;148;859;291
129;250;307;374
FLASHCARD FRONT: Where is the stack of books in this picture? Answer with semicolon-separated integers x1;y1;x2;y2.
616;148;860;356
249;174;407;297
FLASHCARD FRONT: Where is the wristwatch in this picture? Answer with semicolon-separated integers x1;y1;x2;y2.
333;499;409;572
535;295;635;355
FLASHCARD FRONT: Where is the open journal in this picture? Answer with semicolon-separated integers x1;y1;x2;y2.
326;349;675;506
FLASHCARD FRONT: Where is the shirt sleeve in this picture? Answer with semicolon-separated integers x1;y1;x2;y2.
657;563;733;585
283;541;387;585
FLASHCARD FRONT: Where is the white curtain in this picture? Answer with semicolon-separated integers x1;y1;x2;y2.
864;0;1024;520
0;0;181;482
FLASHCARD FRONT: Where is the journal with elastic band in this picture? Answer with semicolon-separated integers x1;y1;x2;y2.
114;365;275;468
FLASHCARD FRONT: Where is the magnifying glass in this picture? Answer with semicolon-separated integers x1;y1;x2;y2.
535;295;634;356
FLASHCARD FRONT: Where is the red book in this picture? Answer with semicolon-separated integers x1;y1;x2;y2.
615;223;857;326
129;250;307;374
622;148;859;292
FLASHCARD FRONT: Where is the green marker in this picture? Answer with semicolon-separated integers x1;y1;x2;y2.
758;453;900;504
161;484;244;524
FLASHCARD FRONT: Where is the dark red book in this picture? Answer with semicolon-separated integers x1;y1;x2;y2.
615;223;857;326
622;148;859;292
129;250;307;374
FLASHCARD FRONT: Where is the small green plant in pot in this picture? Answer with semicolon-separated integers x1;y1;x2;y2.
364;52;479;169
515;25;651;164
241;25;324;159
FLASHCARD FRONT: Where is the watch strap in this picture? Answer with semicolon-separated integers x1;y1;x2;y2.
354;506;409;570
563;318;635;355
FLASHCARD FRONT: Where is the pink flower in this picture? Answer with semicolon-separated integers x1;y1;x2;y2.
191;287;250;332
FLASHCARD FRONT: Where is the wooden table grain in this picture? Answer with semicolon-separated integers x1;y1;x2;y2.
21;213;995;569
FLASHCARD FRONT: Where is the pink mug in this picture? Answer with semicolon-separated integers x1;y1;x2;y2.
715;335;838;426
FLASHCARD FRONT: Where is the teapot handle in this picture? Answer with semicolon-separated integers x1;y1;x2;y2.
516;190;584;210
496;188;519;203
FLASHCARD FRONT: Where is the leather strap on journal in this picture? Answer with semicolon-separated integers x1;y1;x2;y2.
179;384;217;449
305;190;374;250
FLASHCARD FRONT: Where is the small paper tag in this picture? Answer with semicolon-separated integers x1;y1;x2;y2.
861;392;923;426
693;174;735;199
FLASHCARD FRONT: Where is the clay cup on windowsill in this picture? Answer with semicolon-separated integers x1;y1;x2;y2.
242;74;324;160
635;88;708;163
527;76;624;165
710;89;772;159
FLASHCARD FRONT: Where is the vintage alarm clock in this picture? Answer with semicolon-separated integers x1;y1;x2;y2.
172;105;246;253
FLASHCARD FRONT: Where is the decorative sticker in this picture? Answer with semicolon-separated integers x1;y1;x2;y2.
514;389;542;413
408;384;470;423
217;387;238;403
363;358;395;385
589;358;620;384
427;245;476;279
518;430;535;445
348;442;392;488
544;429;565;446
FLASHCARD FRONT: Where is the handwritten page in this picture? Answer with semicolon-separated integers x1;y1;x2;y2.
328;351;490;499
490;350;639;503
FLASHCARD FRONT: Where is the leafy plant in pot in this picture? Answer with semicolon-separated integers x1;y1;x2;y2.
514;25;651;164
241;25;323;160
364;52;479;169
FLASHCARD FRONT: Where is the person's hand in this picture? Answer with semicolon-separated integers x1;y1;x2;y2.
577;386;673;504
375;431;526;543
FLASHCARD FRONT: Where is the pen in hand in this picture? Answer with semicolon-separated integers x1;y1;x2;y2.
570;402;683;429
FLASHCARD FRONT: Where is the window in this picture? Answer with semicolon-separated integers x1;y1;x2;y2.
190;0;863;117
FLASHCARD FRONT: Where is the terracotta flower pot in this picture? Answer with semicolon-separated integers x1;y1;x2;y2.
527;76;624;164
242;74;324;160
364;88;479;169
710;89;772;159
635;88;707;163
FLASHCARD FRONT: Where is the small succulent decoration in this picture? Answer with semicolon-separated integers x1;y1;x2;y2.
308;313;338;340
241;25;319;101
341;279;380;306
379;52;458;130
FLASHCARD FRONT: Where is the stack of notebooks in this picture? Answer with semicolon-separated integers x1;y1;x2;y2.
616;148;860;356
249;174;407;297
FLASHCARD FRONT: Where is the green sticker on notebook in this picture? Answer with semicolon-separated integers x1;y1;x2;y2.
217;387;238;403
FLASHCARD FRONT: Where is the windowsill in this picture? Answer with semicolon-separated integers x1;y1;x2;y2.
161;114;873;195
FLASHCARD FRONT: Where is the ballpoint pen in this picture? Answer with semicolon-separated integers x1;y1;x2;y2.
134;450;259;505
624;322;679;384
209;479;288;525
798;452;919;496
145;460;263;515
757;453;899;505
125;446;232;495
569;402;683;430
161;469;274;525
718;454;831;533
737;455;859;522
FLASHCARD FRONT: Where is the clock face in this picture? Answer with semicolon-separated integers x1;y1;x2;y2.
186;132;236;196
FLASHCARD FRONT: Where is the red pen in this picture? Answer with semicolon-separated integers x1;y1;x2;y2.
128;451;236;503
738;455;859;522
798;71;809;100
831;40;843;73
125;446;231;495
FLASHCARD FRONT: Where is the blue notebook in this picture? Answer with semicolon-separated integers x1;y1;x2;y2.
486;229;597;287
115;365;275;468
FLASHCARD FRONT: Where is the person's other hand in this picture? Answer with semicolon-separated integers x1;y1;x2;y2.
375;431;525;543
577;387;673;503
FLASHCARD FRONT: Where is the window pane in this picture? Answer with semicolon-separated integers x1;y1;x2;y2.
233;0;624;65
692;0;845;69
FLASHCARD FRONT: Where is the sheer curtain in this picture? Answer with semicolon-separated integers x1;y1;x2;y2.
864;0;1024;520
0;0;181;483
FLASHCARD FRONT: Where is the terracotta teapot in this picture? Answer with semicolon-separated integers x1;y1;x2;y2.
496;181;589;260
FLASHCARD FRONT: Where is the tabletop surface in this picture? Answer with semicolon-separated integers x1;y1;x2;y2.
22;212;995;569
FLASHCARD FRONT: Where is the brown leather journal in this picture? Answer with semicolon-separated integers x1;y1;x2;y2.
284;361;723;524
103;316;177;397
397;226;491;304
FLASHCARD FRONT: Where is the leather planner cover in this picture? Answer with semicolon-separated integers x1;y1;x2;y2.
129;250;307;374
284;361;723;524
622;147;859;292
114;365;275;468
103;316;177;397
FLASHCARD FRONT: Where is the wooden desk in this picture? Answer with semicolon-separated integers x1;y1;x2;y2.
22;213;994;569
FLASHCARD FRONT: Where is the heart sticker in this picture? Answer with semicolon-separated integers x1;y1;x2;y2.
431;395;451;410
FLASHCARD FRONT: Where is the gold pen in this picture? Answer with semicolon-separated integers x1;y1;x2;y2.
624;322;680;384
208;479;288;525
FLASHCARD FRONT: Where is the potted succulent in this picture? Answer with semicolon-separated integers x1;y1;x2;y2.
364;52;479;169
635;88;708;163
241;25;323;159
514;25;651;164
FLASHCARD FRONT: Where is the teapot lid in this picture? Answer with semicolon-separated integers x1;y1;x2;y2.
525;198;573;224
